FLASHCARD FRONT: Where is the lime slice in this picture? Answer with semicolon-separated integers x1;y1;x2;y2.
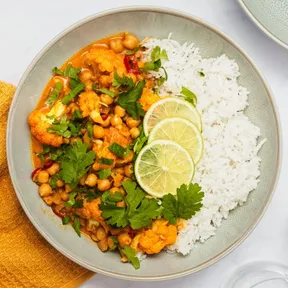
143;97;202;136
149;117;204;164
134;140;195;198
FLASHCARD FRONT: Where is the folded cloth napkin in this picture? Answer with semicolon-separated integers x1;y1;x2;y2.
0;81;95;288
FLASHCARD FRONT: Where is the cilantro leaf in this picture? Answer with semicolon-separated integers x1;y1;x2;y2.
62;216;70;225
45;82;63;107
98;203;129;227
108;142;126;158
99;158;114;165
108;236;119;251
117;80;145;119
198;71;205;77
58;141;96;188
93;86;115;98
162;183;204;224
112;71;134;91
83;190;100;202
125;46;140;56
97;168;112;180
142;46;168;72
71;110;82;121
100;181;161;230
72;216;81;237
181;86;197;106
61;82;85;105
122;246;140;270
87;123;93;139
161;194;178;224
133;124;148;155
123;181;161;229
63;65;81;80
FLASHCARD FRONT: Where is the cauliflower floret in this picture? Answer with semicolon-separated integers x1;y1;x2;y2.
75;197;103;222
104;126;132;147
78;91;103;123
28;101;66;147
138;219;177;254
139;88;161;111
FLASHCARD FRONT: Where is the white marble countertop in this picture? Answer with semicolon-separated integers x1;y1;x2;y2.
1;0;287;287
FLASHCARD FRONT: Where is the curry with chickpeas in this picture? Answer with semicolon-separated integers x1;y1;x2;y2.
28;32;204;269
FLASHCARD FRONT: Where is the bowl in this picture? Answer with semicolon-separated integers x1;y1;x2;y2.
6;7;281;281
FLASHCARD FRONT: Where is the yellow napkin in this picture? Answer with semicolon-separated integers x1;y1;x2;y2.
0;81;95;288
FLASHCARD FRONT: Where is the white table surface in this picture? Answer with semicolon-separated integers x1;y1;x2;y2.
1;0;287;287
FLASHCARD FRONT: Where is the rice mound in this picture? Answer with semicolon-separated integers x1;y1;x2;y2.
143;36;265;255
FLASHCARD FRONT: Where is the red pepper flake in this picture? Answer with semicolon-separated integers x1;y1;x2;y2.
128;227;135;238
43;159;54;169
124;55;141;75
52;205;66;219
31;167;41;180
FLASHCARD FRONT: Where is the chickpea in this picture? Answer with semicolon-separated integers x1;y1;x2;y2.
116;201;126;208
65;184;72;193
79;175;86;186
109;38;124;53
80;69;92;82
39;183;52;197
114;105;126;117
52;192;62;205
92;162;101;171
91;234;99;242
113;167;125;175
56;179;64;188
85;173;98;187
100;94;113;105
110;187;120;194
97;238;108;252
43;196;53;206
117;233;132;248
97;179;111;191
93;125;105;139
130;127;140;139
126;117;141;128
124;164;133;178
123;33;139;50
60;190;69;201
96;226;107;241
37;170;50;184
46;163;61;176
110;115;123;127
100;116;111;127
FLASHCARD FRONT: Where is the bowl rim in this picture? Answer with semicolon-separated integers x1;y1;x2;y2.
6;6;282;281
237;0;288;50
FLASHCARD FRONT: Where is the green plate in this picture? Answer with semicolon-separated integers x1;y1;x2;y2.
238;0;288;49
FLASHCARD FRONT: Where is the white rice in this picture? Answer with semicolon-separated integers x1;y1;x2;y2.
142;37;265;255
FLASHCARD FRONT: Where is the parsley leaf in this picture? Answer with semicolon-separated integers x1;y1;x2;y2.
122;245;140;270
108;142;126;157
98;203;128;227
99;157;114;165
181;86;197;106
112;71;134;91
162;183;204;224
97;168;112;180
72;216;81;237
61;82;85;105
101;191;123;204
58;141;96;188
45;82;63;107
117;80;145;119
62;216;70;225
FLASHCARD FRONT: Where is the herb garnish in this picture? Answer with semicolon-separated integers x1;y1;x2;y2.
180;86;197;106
45;82;63;107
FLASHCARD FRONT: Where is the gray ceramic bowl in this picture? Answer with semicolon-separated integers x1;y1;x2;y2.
7;7;281;281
